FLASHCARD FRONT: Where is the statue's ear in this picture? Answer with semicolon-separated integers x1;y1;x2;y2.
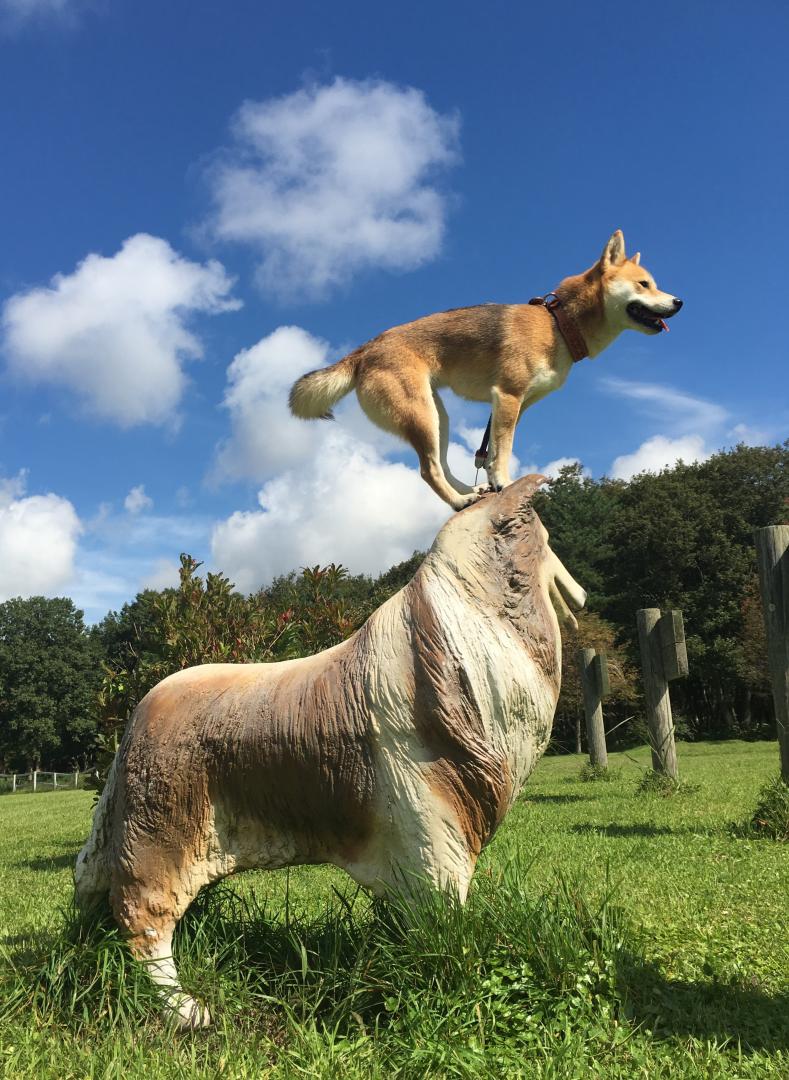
495;474;550;514
519;473;550;501
599;229;626;270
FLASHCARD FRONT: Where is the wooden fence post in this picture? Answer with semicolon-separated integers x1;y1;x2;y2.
636;609;686;780
53;771;58;790
755;525;789;782
577;648;608;768
74;770;79;789
32;769;37;792
12;774;16;793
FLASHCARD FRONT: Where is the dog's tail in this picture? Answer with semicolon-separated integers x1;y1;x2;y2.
289;349;362;421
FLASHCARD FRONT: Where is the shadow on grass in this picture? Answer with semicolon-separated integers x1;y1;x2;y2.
571;823;678;839
524;794;593;804
17;851;79;871
621;956;789;1052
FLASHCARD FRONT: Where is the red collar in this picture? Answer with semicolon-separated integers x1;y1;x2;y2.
528;293;588;363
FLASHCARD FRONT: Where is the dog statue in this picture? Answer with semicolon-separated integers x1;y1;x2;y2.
290;230;682;509
75;475;586;1028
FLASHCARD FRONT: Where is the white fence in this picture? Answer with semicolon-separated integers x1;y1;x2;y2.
0;770;88;794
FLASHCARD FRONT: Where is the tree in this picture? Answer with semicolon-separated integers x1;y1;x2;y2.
601;443;789;736
0;597;101;770
553;611;640;753
532;463;623;613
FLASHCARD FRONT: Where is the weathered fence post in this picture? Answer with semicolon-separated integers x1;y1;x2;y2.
32;769;37;792
577;648;609;768
53;771;58;790
74;770;79;789
636;609;688;780
12;774;16;793
755;525;789;782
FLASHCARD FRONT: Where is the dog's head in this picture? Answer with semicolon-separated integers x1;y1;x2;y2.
596;230;682;336
429;475;587;630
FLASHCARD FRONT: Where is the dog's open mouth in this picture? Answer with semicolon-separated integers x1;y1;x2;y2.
626;301;672;333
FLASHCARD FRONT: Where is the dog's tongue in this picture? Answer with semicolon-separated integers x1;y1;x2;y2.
659;319;670;332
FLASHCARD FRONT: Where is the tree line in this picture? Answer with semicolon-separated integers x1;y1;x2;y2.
0;442;786;772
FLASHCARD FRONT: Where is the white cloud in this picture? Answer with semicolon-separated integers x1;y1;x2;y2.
610;434;709;480
601;378;727;435
205;77;460;299
542;456;584;479
727;422;773;446
0;471;81;601
124;485;153;514
212;325;332;483
212;427;449;592
2;234;240;427
140;558;181;591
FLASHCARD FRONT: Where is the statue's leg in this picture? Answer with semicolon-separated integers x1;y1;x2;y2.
111;856;216;1029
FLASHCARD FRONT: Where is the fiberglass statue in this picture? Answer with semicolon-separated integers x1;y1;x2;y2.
75;474;586;1028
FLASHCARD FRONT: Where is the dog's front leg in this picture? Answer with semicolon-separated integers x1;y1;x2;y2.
486;388;522;490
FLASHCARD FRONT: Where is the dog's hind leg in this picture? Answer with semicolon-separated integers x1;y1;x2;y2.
433;391;473;496
357;366;479;510
406;389;484;510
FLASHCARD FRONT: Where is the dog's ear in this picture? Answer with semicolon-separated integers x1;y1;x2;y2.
599;230;626;269
630;251;641;265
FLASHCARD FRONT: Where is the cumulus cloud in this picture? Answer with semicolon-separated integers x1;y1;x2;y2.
0;471;81;601
541;456;584;479
205;77;460;299
610;434;709;480
601;377;731;480
212;427;449;591
124;485;153;514
2;234;240;427
212;325;332;483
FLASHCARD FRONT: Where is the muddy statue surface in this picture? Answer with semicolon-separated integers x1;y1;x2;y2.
75;474;586;1027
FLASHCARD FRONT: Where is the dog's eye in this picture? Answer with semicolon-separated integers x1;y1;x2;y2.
639;280;650;288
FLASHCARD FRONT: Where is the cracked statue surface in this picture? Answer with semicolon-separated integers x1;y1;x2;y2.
75;473;586;1028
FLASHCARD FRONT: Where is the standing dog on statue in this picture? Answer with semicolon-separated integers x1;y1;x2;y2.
290;230;682;509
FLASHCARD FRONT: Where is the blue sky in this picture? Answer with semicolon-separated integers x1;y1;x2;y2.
1;0;787;621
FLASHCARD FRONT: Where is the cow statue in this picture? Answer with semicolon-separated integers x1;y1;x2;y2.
75;474;586;1028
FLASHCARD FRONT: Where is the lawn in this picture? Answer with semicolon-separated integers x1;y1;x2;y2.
1;741;787;1078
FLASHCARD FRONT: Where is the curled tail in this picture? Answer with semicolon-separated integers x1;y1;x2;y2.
74;756;119;910
289;350;362;421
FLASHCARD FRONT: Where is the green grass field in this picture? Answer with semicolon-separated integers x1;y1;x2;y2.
1;741;788;1078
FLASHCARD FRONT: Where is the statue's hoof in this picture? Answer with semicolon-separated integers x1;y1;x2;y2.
164;993;212;1031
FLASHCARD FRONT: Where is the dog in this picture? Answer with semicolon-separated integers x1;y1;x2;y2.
75;475;586;1028
290;230;682;510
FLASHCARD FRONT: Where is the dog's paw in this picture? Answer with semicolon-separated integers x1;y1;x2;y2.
453;489;491;511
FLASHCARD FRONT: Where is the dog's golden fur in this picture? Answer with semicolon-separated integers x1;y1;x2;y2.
290;230;681;509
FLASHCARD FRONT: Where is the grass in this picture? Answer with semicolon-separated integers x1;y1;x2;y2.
1;741;788;1077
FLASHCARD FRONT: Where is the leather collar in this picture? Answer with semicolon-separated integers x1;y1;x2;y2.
528;293;588;363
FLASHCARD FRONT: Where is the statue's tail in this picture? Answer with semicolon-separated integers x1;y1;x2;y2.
289;350;362;421
74;757;119;909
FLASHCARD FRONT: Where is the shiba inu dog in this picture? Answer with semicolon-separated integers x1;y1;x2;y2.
290;230;682;509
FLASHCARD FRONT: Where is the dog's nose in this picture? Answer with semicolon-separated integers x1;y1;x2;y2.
672;297;683;310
